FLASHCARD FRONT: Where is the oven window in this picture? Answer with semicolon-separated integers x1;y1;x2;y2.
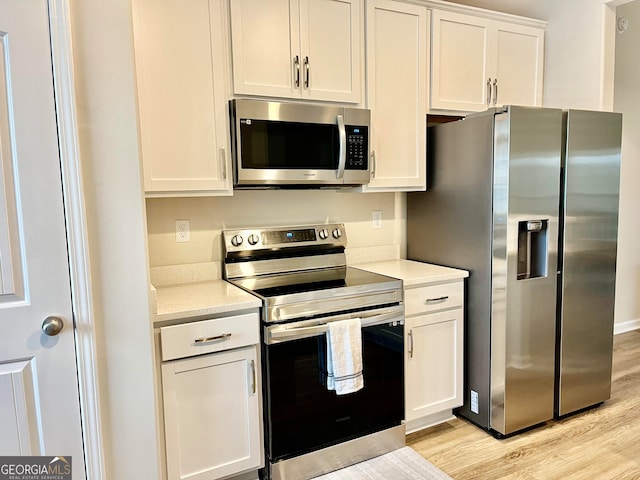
240;119;339;170
264;322;404;462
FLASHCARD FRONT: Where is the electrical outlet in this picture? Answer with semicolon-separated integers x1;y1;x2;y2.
372;210;383;229
175;220;190;243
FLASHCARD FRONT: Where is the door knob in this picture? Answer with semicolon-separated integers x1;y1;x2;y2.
42;316;64;336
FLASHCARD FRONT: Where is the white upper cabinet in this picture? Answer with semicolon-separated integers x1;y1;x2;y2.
230;0;363;103
365;0;428;191
132;0;232;196
493;21;544;108
431;9;544;112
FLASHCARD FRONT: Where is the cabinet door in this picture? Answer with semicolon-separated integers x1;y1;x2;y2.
365;0;428;191
299;0;362;103
494;22;544;107
230;0;300;98
133;0;232;195
431;10;493;112
162;346;262;480
405;309;463;422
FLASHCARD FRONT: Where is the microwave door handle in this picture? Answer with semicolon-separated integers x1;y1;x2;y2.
336;114;346;179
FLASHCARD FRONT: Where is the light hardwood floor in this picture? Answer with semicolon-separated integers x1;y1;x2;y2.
407;330;640;479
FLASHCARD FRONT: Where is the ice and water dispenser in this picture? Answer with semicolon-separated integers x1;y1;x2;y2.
517;220;549;280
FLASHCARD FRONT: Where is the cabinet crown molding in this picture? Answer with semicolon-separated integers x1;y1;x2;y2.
400;0;547;29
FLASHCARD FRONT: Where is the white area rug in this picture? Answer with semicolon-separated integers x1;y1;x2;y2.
312;447;452;480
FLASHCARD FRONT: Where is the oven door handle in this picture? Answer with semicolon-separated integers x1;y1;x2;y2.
267;310;404;343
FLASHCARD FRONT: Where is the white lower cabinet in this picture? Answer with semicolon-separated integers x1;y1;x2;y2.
406;308;463;422
352;261;467;434
159;313;263;480
405;281;464;432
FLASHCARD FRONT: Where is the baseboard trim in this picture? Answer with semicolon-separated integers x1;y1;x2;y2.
405;410;456;435
614;318;640;335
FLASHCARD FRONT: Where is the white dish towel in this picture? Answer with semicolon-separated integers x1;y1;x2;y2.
326;318;364;395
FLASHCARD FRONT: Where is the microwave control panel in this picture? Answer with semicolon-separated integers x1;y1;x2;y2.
346;126;369;170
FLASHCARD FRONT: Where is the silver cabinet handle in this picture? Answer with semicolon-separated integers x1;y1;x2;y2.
486;78;492;105
371;150;376;178
408;329;414;358
194;333;231;343
336;114;346;179
492;78;498;105
294;55;300;88
304;56;310;88
220;147;227;180
249;359;256;395
425;296;449;304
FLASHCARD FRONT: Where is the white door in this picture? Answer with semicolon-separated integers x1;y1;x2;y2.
0;0;86;476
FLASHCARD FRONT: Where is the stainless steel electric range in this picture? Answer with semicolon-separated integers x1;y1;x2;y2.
223;223;405;480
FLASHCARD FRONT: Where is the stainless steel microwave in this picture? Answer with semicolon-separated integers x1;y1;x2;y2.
229;99;371;188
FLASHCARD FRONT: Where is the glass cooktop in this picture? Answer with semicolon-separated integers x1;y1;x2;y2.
227;266;400;299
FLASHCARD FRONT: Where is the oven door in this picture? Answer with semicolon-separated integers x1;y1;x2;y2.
263;305;404;464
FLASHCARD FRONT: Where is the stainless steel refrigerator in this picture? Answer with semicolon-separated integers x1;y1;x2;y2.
407;106;622;437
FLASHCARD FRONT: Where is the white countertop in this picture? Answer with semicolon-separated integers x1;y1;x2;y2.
354;259;468;287
152;279;261;324
150;259;468;323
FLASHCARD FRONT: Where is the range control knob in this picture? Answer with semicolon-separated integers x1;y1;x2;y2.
332;228;343;239
248;234;260;245
231;234;243;247
318;228;329;240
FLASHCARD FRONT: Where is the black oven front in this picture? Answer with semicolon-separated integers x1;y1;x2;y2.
262;306;405;479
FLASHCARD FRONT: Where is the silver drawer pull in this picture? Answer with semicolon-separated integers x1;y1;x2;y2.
425;296;449;304
194;333;232;344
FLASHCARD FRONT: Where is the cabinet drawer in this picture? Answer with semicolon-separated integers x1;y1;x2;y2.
405;282;463;316
160;313;259;361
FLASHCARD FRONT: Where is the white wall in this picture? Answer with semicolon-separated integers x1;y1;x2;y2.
69;0;161;478
613;0;640;331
